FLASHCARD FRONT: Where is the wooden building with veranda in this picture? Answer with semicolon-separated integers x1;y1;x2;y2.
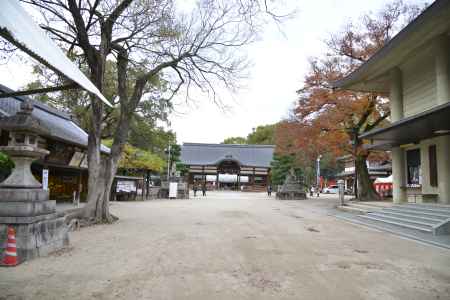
180;143;274;191
0;84;110;202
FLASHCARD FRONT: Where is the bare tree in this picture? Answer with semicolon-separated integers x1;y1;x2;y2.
19;0;288;222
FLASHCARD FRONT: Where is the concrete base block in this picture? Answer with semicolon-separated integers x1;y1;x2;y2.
158;188;189;199
0;188;49;202
0;216;69;263
0;200;56;217
276;191;307;200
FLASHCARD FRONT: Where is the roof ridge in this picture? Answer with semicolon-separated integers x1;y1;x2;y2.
0;84;72;121
332;0;448;89
183;142;275;148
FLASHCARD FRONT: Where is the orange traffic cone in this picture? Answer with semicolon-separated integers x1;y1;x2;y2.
1;226;19;266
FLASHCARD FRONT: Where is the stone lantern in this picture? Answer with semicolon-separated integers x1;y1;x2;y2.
0;100;49;189
0;100;69;262
276;168;307;200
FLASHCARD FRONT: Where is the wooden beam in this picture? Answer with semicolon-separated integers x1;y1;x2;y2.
0;83;79;98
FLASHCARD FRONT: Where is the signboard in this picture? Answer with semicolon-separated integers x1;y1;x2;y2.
69;151;84;167
169;182;178;198
42;169;49;191
116;180;136;193
61;176;76;183
80;155;88;169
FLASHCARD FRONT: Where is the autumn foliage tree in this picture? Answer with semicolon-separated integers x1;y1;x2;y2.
278;1;423;200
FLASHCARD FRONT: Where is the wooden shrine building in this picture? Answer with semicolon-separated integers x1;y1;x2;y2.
180;143;274;191
0;84;110;202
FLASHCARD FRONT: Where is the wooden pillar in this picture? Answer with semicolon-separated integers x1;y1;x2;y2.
141;176;145;201
111;178;117;202
237;172;240;191
392;147;406;203
252;167;256;187
202;166;205;185
389;67;406;203
434;34;450;104
76;169;82;205
216;172;219;190
145;170;150;199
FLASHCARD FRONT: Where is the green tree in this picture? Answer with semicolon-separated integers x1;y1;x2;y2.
103;140;165;174
247;124;275;145
222;137;247;144
165;144;188;177
128;116;176;156
270;154;300;186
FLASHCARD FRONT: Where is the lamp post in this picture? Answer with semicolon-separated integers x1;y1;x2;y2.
352;132;358;200
166;144;171;181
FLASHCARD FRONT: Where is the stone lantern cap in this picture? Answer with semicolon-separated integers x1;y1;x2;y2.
0;100;49;136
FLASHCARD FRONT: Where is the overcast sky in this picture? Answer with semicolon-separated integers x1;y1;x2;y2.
0;0;427;145
171;0;427;144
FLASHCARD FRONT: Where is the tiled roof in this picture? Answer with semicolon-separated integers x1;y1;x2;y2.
180;143;274;168
0;84;110;153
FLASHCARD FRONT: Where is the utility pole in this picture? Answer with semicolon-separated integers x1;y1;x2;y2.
353;132;358;200
166;144;171;181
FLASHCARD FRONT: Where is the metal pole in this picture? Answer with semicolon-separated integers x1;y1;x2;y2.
167;144;171;181
316;155;322;192
353;133;358;199
354;158;358;199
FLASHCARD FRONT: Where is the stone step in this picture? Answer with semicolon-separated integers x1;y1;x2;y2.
360;215;433;233
375;210;444;223
346;203;380;211
401;203;450;211
352;201;389;208
338;202;385;214
383;208;450;219
368;212;438;227
337;205;369;214
392;205;450;216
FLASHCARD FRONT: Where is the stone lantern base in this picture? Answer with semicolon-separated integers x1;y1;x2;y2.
0;189;69;262
276;190;307;200
276;170;307;200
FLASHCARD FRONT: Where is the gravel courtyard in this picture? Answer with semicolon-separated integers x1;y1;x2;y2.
1;192;449;300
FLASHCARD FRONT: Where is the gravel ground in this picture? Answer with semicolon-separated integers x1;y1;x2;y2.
1;191;449;300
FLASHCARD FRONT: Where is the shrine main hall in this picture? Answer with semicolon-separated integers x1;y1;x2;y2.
180;143;275;191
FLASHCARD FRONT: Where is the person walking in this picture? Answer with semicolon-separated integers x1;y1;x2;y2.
267;185;272;196
193;182;198;197
202;182;207;196
310;186;314;197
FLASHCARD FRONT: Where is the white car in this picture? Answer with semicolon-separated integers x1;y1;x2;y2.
323;185;339;194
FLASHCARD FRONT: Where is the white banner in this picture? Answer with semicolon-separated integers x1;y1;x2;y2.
42;169;49;191
169;182;178;198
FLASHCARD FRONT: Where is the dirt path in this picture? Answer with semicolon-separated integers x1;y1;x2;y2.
1;192;449;300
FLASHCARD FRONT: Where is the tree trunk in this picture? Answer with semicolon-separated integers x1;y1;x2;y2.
82;150;120;223
82;58;109;222
355;154;381;201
